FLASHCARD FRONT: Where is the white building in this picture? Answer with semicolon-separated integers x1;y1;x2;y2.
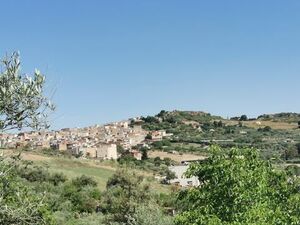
168;165;200;187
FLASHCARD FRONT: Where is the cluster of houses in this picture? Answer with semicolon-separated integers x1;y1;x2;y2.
0;120;173;161
0;118;202;187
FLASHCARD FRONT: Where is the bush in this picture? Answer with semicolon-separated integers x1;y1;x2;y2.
128;202;174;225
100;170;150;224
286;165;300;176
49;172;67;186
0;156;54;224
72;175;97;188
19;166;50;182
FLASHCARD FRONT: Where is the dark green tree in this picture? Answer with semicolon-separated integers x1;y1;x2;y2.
145;133;152;140
72;175;97;188
157;110;167;118
296;143;300;155
162;169;176;184
117;144;126;154
239;115;248;121
141;147;148;160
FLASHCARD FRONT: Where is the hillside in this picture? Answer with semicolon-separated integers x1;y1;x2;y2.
257;112;300;123
137;110;300;160
4;149;170;192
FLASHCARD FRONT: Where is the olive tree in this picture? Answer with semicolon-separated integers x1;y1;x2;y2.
0;52;55;224
0;51;54;131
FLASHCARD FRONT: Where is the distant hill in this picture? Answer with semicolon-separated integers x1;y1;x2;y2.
157;110;223;123
258;113;300;123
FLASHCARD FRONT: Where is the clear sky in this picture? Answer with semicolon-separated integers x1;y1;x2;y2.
1;0;300;129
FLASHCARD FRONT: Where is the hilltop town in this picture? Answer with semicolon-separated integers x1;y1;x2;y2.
0;117;172;161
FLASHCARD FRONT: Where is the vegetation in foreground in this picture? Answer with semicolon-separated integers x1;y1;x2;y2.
1;52;300;224
2;146;300;224
176;146;300;225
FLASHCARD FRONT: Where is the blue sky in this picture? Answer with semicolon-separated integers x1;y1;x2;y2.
1;0;300;129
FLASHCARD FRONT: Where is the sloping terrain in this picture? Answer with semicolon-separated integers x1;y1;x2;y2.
138;110;300;160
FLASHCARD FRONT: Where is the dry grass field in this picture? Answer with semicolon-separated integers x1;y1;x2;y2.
148;150;206;162
224;120;298;130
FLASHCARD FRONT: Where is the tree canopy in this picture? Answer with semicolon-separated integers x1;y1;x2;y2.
0;52;55;224
0;52;54;131
175;146;300;225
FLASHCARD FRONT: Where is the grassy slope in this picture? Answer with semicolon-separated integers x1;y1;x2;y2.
6;150;170;192
35;158;115;191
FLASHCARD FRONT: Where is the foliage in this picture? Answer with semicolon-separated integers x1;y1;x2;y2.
258;113;300;123
142;116;159;124
161;169;177;184
117;145;126;154
118;153;175;176
283;145;298;160
72;175;98;188
239;115;248;121
0;156;54;225
128;202;174;225
175;146;300;225
286;165;300;176
14;159;102;222
296;142;300;155
141;147;148;160
145;133;152;140
0;51;56;224
99;169;151;224
140;110;300;161
17;163;67;186
61;183;100;213
152;139;172;149
0;52;54;131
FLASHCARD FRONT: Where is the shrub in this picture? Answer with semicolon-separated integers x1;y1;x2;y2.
49;173;67;186
72;175;97;188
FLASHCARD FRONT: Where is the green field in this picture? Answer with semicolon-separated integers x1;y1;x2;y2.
31;157;115;190
19;152;169;192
